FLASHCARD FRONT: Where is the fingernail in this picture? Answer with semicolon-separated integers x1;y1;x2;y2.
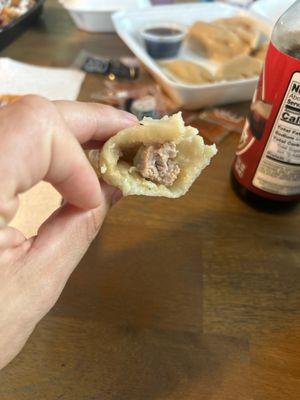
121;111;138;122
111;189;123;206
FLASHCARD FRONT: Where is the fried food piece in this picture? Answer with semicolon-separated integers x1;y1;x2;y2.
213;16;260;49
188;20;249;61
216;55;263;81
163;59;214;84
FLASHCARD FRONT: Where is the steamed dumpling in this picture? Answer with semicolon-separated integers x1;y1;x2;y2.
88;113;217;198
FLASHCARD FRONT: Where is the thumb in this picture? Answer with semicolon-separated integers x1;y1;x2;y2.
28;182;121;294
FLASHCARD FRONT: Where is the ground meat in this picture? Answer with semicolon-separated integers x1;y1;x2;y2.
133;142;180;186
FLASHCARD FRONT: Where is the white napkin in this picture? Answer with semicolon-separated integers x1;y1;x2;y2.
0;57;85;100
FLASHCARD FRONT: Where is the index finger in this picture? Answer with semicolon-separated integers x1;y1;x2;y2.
0;96;137;223
55;101;138;144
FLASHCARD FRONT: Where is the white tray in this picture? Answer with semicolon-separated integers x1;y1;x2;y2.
113;2;272;110
249;0;295;25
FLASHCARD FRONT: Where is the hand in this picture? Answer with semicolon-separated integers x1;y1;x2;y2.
0;95;137;370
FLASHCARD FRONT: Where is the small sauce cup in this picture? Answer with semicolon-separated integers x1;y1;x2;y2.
140;23;186;59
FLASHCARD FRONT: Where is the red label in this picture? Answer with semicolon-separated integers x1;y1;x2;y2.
232;42;300;201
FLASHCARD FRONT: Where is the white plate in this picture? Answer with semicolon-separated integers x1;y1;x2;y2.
250;0;296;25
113;2;272;109
59;0;151;32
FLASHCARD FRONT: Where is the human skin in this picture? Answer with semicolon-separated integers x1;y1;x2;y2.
0;95;137;370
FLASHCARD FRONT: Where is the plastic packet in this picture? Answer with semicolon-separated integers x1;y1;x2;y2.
91;72;178;119
183;108;245;144
73;49;179;118
73;50;140;81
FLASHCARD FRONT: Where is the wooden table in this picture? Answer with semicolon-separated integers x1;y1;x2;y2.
1;1;300;399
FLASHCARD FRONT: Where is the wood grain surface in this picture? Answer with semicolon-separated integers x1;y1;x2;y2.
1;1;300;399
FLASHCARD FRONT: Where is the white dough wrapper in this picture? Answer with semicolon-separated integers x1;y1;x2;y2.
89;112;217;198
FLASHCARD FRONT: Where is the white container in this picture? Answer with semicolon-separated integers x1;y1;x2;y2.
218;0;254;7
113;2;272;110
250;0;296;25
59;0;151;33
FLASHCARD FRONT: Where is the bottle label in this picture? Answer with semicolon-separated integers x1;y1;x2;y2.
233;42;300;200
252;72;300;195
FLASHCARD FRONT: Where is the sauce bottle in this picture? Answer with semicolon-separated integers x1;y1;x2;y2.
232;1;300;207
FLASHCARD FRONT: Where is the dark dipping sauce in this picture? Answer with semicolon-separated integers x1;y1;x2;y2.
142;25;185;59
145;27;183;36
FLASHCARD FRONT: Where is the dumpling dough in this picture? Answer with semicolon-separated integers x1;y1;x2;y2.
162;59;214;85
91;112;217;198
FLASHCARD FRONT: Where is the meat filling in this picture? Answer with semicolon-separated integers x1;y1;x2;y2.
133;142;180;186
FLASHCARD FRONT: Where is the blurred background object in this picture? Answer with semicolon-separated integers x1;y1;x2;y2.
250;0;296;24
59;0;151;32
0;0;44;50
151;0;174;4
218;0;255;7
112;2;272;110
